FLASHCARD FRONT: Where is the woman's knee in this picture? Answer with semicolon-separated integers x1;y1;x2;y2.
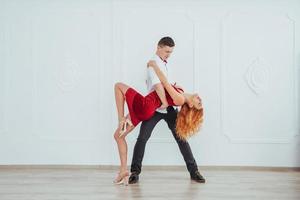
115;82;129;93
114;82;123;90
114;130;121;141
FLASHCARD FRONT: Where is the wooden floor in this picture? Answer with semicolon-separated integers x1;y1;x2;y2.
0;166;299;200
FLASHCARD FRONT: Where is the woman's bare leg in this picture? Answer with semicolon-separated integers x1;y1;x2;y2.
114;82;130;122
114;115;135;174
113;82;134;182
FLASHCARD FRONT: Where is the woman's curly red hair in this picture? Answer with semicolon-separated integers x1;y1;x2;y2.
175;103;204;140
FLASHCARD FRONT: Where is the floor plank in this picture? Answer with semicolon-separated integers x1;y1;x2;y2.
0;167;299;200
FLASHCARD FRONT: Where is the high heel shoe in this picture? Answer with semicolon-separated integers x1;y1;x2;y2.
113;171;129;185
123;175;129;186
118;117;126;131
119;118;133;137
118;117;126;136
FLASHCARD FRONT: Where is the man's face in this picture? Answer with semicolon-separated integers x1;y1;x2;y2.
157;45;174;61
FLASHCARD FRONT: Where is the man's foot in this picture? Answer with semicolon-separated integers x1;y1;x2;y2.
128;172;139;184
190;171;205;183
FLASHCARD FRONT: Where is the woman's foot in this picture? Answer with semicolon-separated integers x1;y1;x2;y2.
113;171;130;186
119;118;133;137
118;117;126;134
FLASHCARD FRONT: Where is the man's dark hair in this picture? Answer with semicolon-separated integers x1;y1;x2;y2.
158;36;175;47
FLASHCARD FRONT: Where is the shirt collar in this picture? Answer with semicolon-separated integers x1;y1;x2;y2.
155;54;168;64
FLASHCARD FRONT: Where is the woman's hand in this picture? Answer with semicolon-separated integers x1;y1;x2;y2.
158;103;168;110
147;60;157;68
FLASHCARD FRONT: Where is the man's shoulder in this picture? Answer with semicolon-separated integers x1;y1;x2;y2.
150;54;159;60
146;55;161;72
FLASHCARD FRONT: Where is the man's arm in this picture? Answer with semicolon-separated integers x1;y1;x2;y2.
147;61;185;106
148;67;168;109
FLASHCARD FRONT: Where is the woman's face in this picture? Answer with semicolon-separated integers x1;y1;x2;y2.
189;94;202;110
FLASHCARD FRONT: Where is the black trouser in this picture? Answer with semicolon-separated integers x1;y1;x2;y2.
130;106;198;175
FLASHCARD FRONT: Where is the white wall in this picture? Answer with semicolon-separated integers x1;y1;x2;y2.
0;0;299;167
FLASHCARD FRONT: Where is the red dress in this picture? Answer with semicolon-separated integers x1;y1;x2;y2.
124;85;184;126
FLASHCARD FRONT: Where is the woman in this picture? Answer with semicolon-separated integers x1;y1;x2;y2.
113;60;203;185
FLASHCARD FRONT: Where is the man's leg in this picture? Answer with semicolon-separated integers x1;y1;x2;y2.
165;106;205;183
129;112;163;184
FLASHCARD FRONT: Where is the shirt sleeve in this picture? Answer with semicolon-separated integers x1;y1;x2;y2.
147;67;161;87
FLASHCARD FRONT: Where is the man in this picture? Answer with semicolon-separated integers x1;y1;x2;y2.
128;36;205;184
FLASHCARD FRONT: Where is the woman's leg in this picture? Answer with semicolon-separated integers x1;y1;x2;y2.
114;82;130;122
114;116;135;174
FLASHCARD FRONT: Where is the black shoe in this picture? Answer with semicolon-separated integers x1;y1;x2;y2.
128;172;139;184
190;171;205;183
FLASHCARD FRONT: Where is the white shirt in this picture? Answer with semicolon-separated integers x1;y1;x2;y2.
146;54;173;113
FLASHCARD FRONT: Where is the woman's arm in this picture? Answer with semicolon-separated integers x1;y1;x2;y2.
154;83;169;109
147;60;185;105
